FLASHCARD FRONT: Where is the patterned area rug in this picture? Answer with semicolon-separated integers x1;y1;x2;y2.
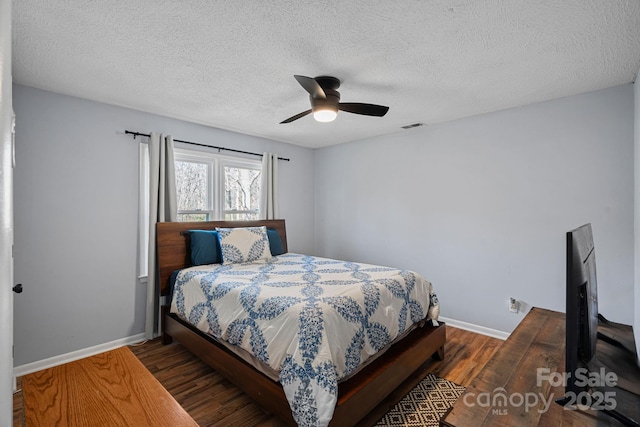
375;374;465;426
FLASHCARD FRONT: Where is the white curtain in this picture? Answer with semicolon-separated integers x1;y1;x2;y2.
145;132;177;339
260;152;279;219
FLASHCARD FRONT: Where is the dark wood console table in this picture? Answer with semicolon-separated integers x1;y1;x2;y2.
441;307;640;426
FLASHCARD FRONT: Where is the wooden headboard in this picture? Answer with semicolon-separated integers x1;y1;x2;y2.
156;219;288;296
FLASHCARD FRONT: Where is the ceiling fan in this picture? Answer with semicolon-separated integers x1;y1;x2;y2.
280;75;389;124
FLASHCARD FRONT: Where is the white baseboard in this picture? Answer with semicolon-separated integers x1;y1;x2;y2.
439;316;510;340
13;333;147;378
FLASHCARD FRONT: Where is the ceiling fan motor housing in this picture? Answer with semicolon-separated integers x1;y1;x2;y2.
311;76;341;114
311;88;340;113
314;76;341;90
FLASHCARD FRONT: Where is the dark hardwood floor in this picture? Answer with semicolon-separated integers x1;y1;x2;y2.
13;325;502;426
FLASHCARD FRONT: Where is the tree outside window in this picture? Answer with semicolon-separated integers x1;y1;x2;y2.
173;149;261;221
224;166;261;220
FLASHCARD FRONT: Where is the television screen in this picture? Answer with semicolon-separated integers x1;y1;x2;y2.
565;223;598;395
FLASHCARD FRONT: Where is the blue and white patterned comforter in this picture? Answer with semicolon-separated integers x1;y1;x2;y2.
170;253;440;427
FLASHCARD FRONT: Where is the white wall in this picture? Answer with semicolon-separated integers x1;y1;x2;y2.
315;85;634;334
12;84;315;366
634;70;640;364
0;0;13;422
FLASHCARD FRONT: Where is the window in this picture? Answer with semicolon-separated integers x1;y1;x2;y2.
175;153;213;221
174;149;262;221
223;165;261;220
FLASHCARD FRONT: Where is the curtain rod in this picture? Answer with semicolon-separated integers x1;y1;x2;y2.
124;130;290;161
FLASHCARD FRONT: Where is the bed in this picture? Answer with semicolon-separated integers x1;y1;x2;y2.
157;219;445;427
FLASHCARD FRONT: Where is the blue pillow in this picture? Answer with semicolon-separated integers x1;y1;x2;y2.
267;228;285;256
189;230;222;265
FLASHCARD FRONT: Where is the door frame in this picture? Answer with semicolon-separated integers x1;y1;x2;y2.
0;0;14;424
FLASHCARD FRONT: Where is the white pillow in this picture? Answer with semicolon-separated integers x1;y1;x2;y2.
216;226;272;264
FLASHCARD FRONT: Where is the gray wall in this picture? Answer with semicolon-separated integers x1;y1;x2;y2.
12;81;637;365
315;85;634;333
12;84;315;366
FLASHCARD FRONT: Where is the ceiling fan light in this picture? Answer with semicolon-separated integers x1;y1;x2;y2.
313;107;337;122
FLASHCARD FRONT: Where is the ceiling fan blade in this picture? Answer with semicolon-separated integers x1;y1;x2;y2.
294;75;326;99
339;103;389;117
280;109;312;124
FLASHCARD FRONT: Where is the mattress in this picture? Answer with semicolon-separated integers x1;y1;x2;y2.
170;253;439;427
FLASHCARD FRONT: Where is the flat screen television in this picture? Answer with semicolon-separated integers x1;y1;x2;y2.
560;223;638;426
564;223;598;397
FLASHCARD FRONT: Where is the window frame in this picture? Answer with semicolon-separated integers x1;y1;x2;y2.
174;149;216;221
174;147;262;221
219;157;262;220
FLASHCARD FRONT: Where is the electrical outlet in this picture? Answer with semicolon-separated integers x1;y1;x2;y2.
509;297;519;313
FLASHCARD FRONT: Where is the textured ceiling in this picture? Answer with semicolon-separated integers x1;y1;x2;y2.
12;0;640;149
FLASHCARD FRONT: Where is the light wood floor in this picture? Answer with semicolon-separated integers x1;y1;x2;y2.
13;326;502;426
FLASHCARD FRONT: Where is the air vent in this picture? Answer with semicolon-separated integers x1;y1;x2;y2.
401;123;424;130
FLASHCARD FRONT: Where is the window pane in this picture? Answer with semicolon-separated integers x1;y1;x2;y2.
224;212;259;221
178;213;209;222
175;161;209;211
224;166;261;212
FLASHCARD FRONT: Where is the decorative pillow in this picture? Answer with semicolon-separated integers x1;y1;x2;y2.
189;230;222;266
266;228;285;256
216;226;272;264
